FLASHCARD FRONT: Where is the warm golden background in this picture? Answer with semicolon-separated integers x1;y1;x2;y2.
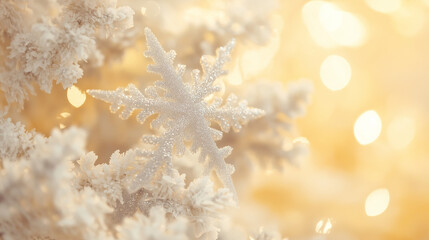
13;0;429;239
254;0;429;239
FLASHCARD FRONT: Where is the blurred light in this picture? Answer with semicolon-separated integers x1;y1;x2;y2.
302;1;335;48
392;3;425;37
59;124;66;129
319;3;343;32
365;0;402;13
302;1;367;48
354;110;382;145
365;188;390;216
40;184;48;193
387;116;415;150
320;55;351;91
240;30;280;78
141;1;160;17
265;169;274;175
227;64;243;85
315;218;333;234
59;112;71;118
329;12;366;47
293;137;310;145
67;86;86;108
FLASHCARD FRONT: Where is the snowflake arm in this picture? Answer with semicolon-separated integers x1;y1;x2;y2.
88;84;174;123
205;94;264;132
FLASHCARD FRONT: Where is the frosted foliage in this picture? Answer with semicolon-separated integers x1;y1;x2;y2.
247;80;312;167
88;28;264;199
120;0;278;68
0;118;38;161
222;80;313;170
116;206;188;240
77;151;135;206
250;228;286;240
0;0;134;109
138;171;235;238
0;126;113;240
185;0;278;45
74;149;234;238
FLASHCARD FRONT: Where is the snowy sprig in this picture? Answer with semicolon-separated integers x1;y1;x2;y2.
0;0;134;109
138;170;235;239
0;117;38;161
75;148;234;239
0;126;113;240
116;206;189;240
76;150;142;207
222;80;313;172
250;228;286;240
88;28;264;200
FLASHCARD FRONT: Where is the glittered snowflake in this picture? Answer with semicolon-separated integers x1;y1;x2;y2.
88;28;264;200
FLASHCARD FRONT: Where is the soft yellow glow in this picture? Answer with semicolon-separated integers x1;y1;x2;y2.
392;3;425;37
59;112;71;118
59;124;66;129
302;1;334;48
240;30;280;78
293;137;310;145
320;55;351;91
365;188;390;216
67;85;86;108
302;1;366;48
265;169;274;175
319;3;343;32
140;7;146;15
387;116;416;150
315;218;333;234
141;1;160;17
329;12;366;47
227;64;243;85
354;110;382;145
365;0;402;13
40;184;48;193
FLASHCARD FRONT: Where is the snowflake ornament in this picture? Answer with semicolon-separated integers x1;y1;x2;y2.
88;28;264;201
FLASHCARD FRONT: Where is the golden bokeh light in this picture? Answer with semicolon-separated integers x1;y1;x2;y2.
315;218;333;234
365;0;402;14
365;188;390;217
387;116;416;150
302;1;366;48
140;1;160;17
329;12;366;47
240;29;280;78
354;110;382;145
320;55;351;91
302;1;334;48
67;85;86;108
392;3;425;37
226;64;243;85
318;3;343;32
59;112;71;118
293;137;310;145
